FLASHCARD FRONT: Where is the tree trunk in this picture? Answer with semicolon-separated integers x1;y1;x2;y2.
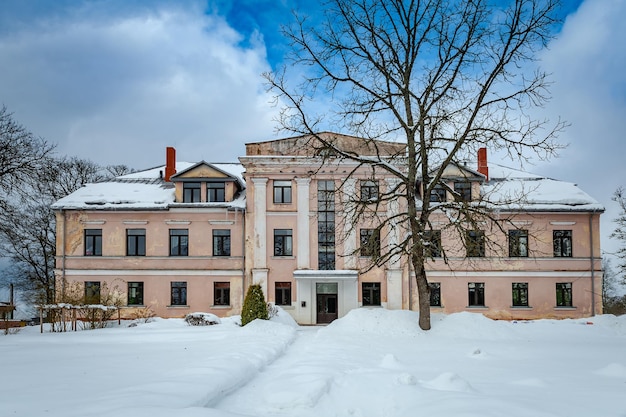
414;260;431;330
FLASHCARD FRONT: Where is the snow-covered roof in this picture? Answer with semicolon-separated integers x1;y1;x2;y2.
482;163;604;212
52;162;246;211
52;158;603;213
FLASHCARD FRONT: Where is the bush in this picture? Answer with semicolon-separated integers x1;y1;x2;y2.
267;302;278;319
185;312;221;326
241;284;268;326
604;295;626;316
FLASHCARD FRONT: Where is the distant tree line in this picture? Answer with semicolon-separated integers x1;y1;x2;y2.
606;188;626;315
0;105;133;312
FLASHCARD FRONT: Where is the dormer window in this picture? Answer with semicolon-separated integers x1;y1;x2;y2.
183;182;201;203
208;182;226;202
454;181;472;202
360;180;379;202
430;185;446;202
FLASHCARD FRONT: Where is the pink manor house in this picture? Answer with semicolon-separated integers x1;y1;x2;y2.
53;133;604;324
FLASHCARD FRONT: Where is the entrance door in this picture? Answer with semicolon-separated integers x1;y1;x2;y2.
316;294;338;324
316;282;338;324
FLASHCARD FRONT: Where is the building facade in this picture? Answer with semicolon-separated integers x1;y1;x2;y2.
53;133;604;323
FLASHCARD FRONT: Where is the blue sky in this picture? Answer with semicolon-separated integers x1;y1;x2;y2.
0;0;625;257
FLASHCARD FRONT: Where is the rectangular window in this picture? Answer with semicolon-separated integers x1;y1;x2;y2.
273;180;292;203
170;281;187;306
183;182;201;203
274;229;293;256
424;230;442;258
360;228;381;257
207;182;226;202
509;230;529;257
169;229;189;256
556;282;573;307
512;282;528;307
466;230;485;257
468;282;485;306
429;282;441;307
128;282;144;305
84;281;101;304
360;180;379;202
362;283;381;306
126;229;146;256
318;180;336;270
214;282;230;306
553;230;573;257
275;282;292;306
212;229;231;256
84;229;102;256
430;185;446;203
454;181;472;201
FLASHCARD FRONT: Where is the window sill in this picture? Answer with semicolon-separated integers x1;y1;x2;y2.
211;305;231;309
272;256;295;260
555;306;577;310
430;305;444;308
511;306;533;309
361;304;383;308
124;305;146;308
466;306;488;309
167;305;189;308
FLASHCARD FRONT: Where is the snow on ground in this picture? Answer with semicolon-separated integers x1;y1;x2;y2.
1;309;625;417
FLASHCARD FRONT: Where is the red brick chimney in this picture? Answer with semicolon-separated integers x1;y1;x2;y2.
165;147;176;182
478;147;488;181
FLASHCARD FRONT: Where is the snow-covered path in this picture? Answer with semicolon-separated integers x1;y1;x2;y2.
213;326;329;414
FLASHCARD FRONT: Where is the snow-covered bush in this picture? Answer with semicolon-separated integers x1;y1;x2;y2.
184;312;221;326
267;302;279;319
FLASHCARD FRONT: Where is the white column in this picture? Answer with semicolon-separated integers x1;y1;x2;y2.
385;178;403;309
252;178;268;269
343;178;357;269
386;178;401;268
296;177;311;269
386;269;403;310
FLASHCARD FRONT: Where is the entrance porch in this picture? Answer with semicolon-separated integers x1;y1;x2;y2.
293;270;358;325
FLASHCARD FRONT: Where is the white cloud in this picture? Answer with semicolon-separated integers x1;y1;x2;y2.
0;1;279;167
536;0;626;256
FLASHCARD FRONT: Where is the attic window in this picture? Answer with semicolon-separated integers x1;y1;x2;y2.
208;182;226;202
430;185;446;202
360;180;379;202
454;181;471;202
183;182;201;203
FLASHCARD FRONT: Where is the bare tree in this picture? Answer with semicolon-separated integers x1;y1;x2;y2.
0;105;55;206
265;0;565;329
601;256;626;315
0;156;132;306
610;187;626;282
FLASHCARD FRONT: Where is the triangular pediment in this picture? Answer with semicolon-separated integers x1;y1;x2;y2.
171;162;235;181
440;162;485;181
245;131;406;157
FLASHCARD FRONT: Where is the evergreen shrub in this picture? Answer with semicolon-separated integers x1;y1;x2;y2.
241;284;268;326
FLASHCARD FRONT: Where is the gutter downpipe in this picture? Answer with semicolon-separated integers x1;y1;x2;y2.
589;211;596;316
241;206;246;307
61;209;67;302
